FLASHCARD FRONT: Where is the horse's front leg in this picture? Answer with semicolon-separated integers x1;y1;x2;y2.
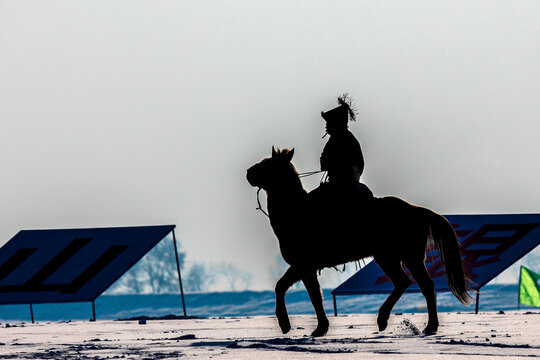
275;266;304;334
302;272;329;337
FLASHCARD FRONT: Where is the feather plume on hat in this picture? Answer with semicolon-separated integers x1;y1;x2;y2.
321;93;358;122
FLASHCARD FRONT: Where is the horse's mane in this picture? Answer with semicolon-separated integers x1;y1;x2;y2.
273;148;306;194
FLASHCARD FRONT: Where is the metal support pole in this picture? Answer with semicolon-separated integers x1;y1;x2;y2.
29;304;34;324
172;229;187;317
518;266;523;311
333;295;338;317
92;300;96;321
475;290;480;314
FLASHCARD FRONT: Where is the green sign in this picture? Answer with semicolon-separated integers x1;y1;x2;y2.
520;266;540;308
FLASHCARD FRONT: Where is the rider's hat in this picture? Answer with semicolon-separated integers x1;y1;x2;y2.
321;104;349;123
320;94;356;125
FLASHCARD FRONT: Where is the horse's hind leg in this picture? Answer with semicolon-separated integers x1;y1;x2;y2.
275;266;304;334
404;259;438;334
375;257;411;332
302;272;329;337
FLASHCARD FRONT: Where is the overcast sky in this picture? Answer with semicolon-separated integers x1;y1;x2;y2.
1;1;539;290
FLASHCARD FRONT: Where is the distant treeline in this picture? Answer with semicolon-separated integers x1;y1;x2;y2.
106;237;252;294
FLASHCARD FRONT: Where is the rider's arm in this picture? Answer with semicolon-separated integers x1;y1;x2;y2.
320;141;331;171
348;132;365;176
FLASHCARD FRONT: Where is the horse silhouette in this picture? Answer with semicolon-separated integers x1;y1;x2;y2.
246;147;472;337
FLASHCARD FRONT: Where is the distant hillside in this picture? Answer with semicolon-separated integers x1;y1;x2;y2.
0;284;529;322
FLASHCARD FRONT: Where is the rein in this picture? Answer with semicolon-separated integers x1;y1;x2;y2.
256;187;270;218
298;170;324;178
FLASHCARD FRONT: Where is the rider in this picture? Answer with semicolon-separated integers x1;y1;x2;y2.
310;94;373;222
320;94;365;187
321;95;372;197
305;94;374;235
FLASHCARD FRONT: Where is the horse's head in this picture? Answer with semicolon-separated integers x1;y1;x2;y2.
246;147;296;190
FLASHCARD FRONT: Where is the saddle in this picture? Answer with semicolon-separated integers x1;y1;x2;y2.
308;181;374;216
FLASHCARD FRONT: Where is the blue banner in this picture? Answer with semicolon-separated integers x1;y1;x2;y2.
0;225;175;304
333;214;540;295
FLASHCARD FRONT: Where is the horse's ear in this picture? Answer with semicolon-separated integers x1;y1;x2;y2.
272;146;277;157
283;148;294;162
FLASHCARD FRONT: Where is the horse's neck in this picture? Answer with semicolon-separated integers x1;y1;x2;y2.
266;179;306;222
265;179;309;263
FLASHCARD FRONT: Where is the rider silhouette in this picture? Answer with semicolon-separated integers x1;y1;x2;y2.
310;94;373;231
320;94;364;186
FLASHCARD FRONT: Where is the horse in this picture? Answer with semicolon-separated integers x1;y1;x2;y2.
246;147;472;337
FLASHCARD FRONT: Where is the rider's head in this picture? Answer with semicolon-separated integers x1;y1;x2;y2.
321;104;348;135
321;94;356;135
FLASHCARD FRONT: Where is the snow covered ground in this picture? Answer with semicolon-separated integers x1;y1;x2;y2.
0;311;538;359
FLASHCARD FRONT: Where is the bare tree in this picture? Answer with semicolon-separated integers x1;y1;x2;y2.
106;236;186;294
216;262;252;291
184;263;216;292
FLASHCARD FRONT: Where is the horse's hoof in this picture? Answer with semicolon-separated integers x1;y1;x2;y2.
278;318;291;334
310;322;329;337
377;316;388;332
423;323;438;335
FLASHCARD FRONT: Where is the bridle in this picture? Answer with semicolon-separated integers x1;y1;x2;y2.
255;187;270;218
255;170;325;218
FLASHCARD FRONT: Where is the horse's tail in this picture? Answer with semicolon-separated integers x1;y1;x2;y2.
425;209;473;305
